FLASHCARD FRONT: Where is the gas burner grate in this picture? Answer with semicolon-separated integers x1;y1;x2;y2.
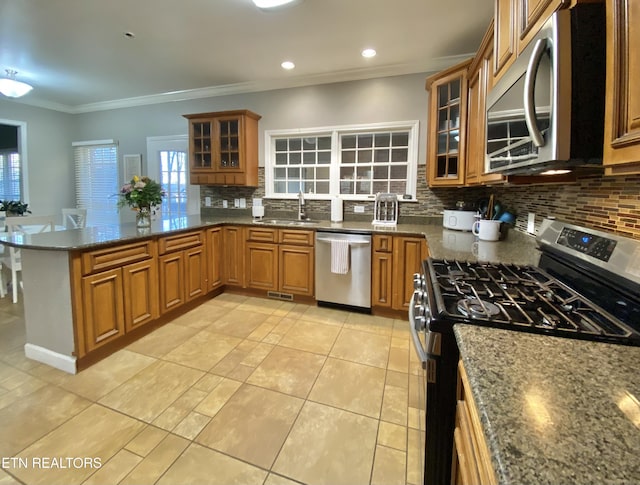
457;298;501;319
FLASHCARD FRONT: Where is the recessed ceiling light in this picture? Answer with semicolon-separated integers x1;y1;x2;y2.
253;0;299;8
281;61;295;70
361;48;377;58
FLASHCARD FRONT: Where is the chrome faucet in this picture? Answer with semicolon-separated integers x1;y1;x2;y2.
298;191;308;220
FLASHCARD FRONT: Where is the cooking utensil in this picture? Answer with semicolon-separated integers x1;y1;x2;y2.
487;194;494;220
492;202;503;220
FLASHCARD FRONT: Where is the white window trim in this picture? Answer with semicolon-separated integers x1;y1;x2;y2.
0;118;29;203
264;120;420;201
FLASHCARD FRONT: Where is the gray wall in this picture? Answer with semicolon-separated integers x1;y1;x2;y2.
72;73;431;173
3;72;433;220
0;99;75;215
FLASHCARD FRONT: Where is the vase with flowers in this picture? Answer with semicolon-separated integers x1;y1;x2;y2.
118;175;165;228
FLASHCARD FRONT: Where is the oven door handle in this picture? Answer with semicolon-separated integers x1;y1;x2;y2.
408;292;428;369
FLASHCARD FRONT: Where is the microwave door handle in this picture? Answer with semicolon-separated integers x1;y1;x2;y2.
524;38;548;148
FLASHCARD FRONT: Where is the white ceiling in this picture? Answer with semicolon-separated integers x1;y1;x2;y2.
0;0;493;113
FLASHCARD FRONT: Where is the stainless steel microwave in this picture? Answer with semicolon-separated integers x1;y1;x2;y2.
485;4;605;175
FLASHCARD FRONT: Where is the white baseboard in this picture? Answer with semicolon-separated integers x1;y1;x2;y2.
24;344;77;374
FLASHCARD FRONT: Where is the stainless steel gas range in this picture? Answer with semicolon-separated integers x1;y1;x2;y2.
408;219;640;485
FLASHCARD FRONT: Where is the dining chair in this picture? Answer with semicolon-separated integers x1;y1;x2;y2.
2;215;57;303
62;208;87;229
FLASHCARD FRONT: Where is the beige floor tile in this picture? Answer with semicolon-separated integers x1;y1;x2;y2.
241;341;275;367
308;357;386;418
205;308;270;338
98;360;203;423
344;312;395;336
56;349;156;401
193;373;224;392
0;469;22;485
209;293;249;307
0;384;91;457
210;348;247;376
246;345;326;399
172;304;233;329
237;297;287;315
152;387;209;431
247;321;278;341
408;373;425;409
195;378;242;417
299;305;349;326
227;363;255;381
406;428;423;485
157;443;267;485
125;426;169;457
278;320;341;355
120;433;189;485
172;411;211;440
81;449;142;485
163;330;241;371
0;373;47;410
387;346;409;373
197;384;303;469
273;400;378;485
13;404;145;485
386;370;409;390
378;421;407;451
381;384;409;426
330;327;391;368
391;335;409;349
264;473;301;485
125;323;201;358
371;445;406;485
407;407;425;431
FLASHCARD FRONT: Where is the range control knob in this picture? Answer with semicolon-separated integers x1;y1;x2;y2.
413;273;424;290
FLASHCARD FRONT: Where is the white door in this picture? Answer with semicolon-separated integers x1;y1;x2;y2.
146;135;200;216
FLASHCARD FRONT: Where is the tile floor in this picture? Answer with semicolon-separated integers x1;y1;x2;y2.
0;293;425;485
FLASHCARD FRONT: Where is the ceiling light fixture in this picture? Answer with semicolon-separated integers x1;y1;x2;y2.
361;48;377;58
252;0;299;9
0;69;33;98
281;61;295;70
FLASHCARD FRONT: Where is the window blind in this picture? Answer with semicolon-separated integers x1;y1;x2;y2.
0;151;22;200
73;140;119;225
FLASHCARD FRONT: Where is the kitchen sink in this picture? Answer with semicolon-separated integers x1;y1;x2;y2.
252;219;318;226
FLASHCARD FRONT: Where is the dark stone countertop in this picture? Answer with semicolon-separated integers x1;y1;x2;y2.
0;214;540;266
454;324;640;485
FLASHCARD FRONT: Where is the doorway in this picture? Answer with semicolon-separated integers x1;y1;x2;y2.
146;135;199;216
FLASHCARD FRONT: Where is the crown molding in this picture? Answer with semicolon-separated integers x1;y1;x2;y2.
8;53;475;114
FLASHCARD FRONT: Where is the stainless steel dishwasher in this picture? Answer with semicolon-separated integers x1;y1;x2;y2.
315;231;371;311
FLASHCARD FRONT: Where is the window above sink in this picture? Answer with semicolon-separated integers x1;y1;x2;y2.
263;120;420;202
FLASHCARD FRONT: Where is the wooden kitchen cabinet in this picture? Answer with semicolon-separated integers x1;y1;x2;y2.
392;236;429;310
466;22;506;186
494;0;517;82
426;59;472;187
372;235;429;311
78;240;158;354
223;226;244;286
183;110;261;186
603;0;640;175
206;227;223;291
158;230;206;314
82;268;125;353
245;227;314;297
452;360;498;485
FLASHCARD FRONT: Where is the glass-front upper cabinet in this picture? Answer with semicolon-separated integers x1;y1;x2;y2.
425;59;471;187
190;120;213;169
183;110;261;186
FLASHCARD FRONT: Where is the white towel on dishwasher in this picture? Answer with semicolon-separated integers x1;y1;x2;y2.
330;239;350;274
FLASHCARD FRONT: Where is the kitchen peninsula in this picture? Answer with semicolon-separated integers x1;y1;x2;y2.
0;215;539;374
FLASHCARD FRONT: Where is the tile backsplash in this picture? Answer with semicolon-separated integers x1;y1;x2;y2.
200;169;640;240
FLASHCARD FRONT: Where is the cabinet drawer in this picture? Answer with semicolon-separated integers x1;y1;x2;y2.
158;231;204;254
81;241;155;275
246;227;277;243
373;235;393;252
279;229;314;246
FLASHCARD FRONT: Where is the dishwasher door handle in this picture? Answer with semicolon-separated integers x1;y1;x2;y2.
316;237;371;246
